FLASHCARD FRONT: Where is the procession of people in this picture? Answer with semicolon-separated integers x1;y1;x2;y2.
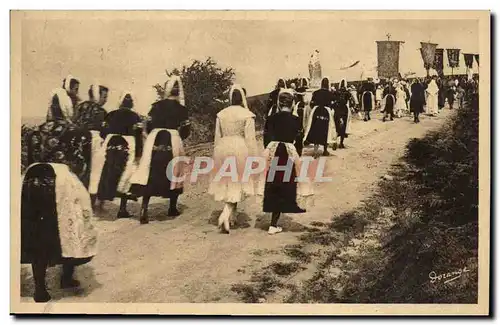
21;61;478;303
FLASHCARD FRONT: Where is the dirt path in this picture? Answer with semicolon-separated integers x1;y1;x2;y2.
20;109;452;303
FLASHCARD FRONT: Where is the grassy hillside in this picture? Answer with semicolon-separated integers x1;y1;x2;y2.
290;92;479;303
231;90;479;304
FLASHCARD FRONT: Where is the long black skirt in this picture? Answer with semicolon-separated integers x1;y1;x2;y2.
410;97;425;113
305;106;330;145
97;136;130;201
362;92;374;112
130;130;183;198
21;164;92;266
263;143;305;213
438;89;445;108
384;96;395;114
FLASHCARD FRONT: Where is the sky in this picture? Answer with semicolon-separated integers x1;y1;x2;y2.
20;18;479;117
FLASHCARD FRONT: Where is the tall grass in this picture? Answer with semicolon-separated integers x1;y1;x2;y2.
288;91;479;303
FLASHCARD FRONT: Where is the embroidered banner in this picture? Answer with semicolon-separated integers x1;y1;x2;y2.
433;48;444;75
420;42;438;70
463;53;474;69
376;41;402;78
446;48;461;68
308;50;322;88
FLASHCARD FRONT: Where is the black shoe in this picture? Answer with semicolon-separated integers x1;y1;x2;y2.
34;290;51;303
61;278;80;289
339;143;345;149
167;208;181;217
382;117;386;122
322;150;330;157
117;210;133;219
139;209;149;224
290;206;306;213
331;143;337;151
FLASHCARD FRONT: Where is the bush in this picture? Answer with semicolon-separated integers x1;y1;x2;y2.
153;57;269;143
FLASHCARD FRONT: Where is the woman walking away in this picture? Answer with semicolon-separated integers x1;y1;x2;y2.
360;78;376;121
258;90;313;235
304;77;336;157
208;84;258;233
382;83;397;122
410;79;426;123
129;76;190;224
333;78;352;149
394;83;407;118
46;75;80;123
89;92;143;219
22;163;97;302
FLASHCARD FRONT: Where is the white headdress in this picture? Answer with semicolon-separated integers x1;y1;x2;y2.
339;77;348;90
117;91;134;109
277;78;287;89
277;88;297;116
62;75;78;90
48;87;74;119
229;84;248;109
164;75;185;106
89;83;104;102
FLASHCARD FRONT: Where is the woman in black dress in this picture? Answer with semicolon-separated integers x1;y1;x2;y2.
23;110;96;302
130;76;191;224
360;79;376;121
333;79;352;149
259;90;312;235
410;79;426;123
88;92;143;219
303;77;336;157
382;83;397;122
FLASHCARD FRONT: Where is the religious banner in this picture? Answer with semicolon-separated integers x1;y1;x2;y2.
420;42;438;70
446;48;461;68
433;48;444;75
475;54;479;66
376;41;403;78
463;53;474;69
308;50;322;88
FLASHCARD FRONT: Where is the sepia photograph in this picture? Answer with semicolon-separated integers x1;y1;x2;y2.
10;10;490;315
